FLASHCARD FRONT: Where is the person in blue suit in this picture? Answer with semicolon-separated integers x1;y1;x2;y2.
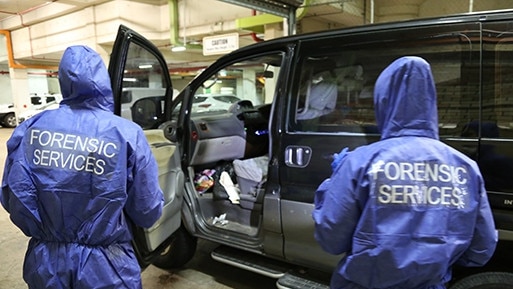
312;56;497;289
1;45;163;289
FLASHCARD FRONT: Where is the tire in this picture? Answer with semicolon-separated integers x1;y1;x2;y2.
450;272;513;289
2;113;16;128
152;226;197;270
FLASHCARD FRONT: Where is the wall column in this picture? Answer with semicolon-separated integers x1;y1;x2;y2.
9;68;31;118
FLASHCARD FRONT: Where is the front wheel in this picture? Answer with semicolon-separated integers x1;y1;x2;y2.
449;272;513;289
152;225;197;270
2;113;17;128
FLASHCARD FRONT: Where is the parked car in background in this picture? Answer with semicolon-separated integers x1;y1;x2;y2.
0;103;16;128
192;93;241;113
17;101;60;124
121;87;167;120
18;94;63;124
108;9;513;288
30;94;62;108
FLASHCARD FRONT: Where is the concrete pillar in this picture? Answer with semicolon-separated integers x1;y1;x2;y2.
9;68;31;118
241;69;258;105
28;69;49;96
0;65;12;104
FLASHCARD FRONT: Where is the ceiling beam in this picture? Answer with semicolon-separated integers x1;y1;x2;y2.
218;0;303;35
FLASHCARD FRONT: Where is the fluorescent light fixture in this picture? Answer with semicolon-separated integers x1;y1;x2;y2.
138;64;153;69
171;46;186;52
123;78;137;82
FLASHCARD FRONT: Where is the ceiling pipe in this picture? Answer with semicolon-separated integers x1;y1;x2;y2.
0;30;23;69
0;0;60;69
0;0;58;23
250;10;264;42
0;30;58;70
169;0;202;51
297;0;310;21
19;0;58;16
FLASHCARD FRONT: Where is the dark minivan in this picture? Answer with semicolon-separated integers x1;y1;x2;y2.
108;9;513;288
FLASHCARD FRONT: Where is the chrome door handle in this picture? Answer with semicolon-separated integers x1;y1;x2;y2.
285;145;312;168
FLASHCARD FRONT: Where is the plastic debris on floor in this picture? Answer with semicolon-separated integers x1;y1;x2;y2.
213;213;229;226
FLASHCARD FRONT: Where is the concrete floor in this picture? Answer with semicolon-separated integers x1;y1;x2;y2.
0;127;277;289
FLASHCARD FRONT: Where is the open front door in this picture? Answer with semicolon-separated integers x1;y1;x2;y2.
108;25;184;266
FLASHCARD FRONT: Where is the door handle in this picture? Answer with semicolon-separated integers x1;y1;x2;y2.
285;145;312;168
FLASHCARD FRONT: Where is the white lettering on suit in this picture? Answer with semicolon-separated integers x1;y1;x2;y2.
28;129;119;176
370;160;469;209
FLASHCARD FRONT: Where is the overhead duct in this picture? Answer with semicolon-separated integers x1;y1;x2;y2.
236;0;309;37
169;0;202;51
218;0;304;35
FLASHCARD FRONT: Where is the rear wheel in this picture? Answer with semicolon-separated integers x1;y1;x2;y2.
152;226;197;270
449;272;513;289
2;113;16;128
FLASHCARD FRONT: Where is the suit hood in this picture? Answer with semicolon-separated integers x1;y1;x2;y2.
374;56;438;140
58;45;114;112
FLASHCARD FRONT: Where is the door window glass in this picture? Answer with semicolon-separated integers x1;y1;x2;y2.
192;53;283;115
120;42;167;128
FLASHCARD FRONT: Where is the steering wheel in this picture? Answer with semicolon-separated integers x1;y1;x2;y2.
228;100;254;114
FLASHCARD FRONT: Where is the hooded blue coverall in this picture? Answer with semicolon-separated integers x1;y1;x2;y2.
312;56;498;289
1;45;164;289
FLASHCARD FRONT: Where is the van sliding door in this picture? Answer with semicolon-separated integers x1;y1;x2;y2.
280;22;481;270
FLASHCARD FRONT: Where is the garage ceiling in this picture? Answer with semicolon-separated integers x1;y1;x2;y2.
0;1;95;22
1;0;499;70
0;0;365;69
0;0;168;22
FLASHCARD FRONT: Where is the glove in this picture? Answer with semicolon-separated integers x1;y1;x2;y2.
331;147;349;172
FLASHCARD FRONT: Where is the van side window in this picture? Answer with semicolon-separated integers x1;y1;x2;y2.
481;23;513;140
294;57;371;133
290;30;480;137
191;53;283;116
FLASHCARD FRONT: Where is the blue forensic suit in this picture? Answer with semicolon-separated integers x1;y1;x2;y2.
312;56;497;289
1;45;164;289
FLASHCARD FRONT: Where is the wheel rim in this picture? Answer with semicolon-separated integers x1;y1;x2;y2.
5;115;16;127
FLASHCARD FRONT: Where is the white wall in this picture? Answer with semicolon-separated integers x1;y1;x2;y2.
0;65;12;104
28;70;49;96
